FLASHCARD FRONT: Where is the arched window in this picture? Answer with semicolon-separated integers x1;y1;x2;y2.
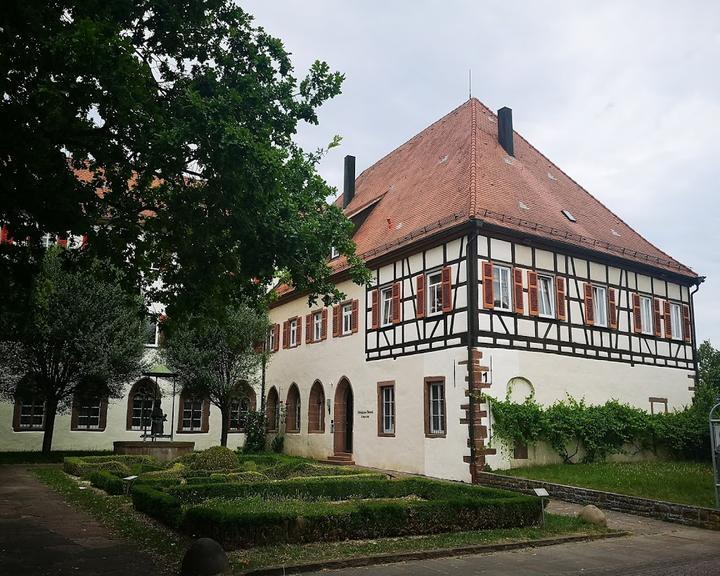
228;385;257;432
177;390;210;433
285;384;301;433
308;380;325;433
126;378;159;431
266;387;280;432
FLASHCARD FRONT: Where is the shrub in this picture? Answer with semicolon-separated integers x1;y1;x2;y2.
89;470;125;495
192;446;238;471
271;435;284;453
63;455;153;477
131;484;183;527
242;410;267;453
178;478;539;548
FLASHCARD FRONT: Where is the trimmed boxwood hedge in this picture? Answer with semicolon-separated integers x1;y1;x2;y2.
63;455;156;477
131;484;183;528
89;470;125;495
182;495;540;548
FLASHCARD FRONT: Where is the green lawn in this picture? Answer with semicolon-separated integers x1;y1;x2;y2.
502;461;715;508
228;515;607;572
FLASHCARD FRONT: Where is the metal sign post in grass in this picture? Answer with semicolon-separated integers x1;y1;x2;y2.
710;399;720;509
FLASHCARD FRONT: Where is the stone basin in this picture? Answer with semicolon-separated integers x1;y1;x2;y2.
113;440;195;463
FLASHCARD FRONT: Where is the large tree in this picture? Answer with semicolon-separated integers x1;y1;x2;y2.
162;303;269;447
0;1;369;319
0;248;147;452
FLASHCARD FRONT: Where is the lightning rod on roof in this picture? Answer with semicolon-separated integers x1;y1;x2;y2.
468;69;472;99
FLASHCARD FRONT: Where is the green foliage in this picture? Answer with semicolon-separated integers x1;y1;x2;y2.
271;434;285;453
63;455;154;477
131;484;183;528
162;302;267;447
0;249;147;452
191;446;238;471
243;410;267;453
89;470;125;495
1;1;369;321
177;478;540;548
489;394;712;463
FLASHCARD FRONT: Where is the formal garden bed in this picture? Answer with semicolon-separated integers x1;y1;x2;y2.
502;461;715;508
46;447;617;571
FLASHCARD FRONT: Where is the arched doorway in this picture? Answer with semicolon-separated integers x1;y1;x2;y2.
334;377;353;454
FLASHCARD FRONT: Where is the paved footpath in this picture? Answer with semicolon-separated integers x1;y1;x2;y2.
0;465;159;576
306;501;720;576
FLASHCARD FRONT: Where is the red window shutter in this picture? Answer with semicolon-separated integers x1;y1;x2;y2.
273;324;280;352
632;293;642;333
296;316;303;346
513;268;524;315
416;275;425;319
653;299;662;337
527;271;539;317
441;266;453;313
392;282;402;324
608;288;617;329
682;305;691;343
583;283;594;325
305;314;313;344
663;301;672;339
332;305;340;337
283;321;289;349
0;225;7;244
321;309;328;340
371;289;379;329
81;234;88;249
556;277;566;321
351;299;359;333
57;236;68;248
482;262;494;309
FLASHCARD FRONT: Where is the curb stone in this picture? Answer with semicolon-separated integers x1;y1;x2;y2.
236;530;630;575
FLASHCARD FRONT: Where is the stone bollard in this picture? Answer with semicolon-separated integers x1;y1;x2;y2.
180;538;230;576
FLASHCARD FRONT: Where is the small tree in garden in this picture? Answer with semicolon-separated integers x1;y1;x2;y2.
162;303;269;447
243;410;267;453
0;248;147;453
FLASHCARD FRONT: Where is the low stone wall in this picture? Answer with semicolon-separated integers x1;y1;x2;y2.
113;441;194;463
475;471;720;531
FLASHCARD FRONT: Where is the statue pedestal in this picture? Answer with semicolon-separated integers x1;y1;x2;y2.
113;441;195;463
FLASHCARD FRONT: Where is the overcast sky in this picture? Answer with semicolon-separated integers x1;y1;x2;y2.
244;0;719;345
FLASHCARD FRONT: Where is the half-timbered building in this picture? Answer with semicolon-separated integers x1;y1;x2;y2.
266;98;702;481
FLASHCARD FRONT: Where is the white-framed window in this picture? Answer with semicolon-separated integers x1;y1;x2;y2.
380;286;393;327
538;275;555;318
640;296;653;335
330;246;340;259
130;384;155;430
342;303;353;335
427;380;446;435
144;316;159;347
492;265;512;311
380;385;395;435
268;326;275;351
41;233;54;249
289;318;298;347
76;400;102;430
592;285;608;327
181;396;204;432
313;311;322;341
670;303;683;340
18;397;46;430
427;270;443;315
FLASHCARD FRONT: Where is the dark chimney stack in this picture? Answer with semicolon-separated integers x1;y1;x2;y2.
343;155;356;208
497;107;514;156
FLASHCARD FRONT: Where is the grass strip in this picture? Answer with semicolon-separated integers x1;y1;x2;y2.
33;467;186;576
502;461;715;508
228;514;609;572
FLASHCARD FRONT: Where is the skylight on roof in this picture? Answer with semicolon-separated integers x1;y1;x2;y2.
561;209;577;223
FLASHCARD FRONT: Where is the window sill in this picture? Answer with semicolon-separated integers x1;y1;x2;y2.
12;428;45;432
176;430;208;434
308;429;325;434
286;430;300;434
378;432;395;437
425;432;446;439
70;428;106;432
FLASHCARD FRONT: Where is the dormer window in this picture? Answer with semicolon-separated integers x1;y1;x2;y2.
561;209;577;223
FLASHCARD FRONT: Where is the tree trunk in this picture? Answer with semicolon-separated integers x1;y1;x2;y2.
220;404;229;447
41;398;58;454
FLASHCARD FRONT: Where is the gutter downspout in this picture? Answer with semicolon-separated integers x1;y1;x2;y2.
690;276;705;394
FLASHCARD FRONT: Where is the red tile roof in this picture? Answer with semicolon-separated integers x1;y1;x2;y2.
336;98;695;279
